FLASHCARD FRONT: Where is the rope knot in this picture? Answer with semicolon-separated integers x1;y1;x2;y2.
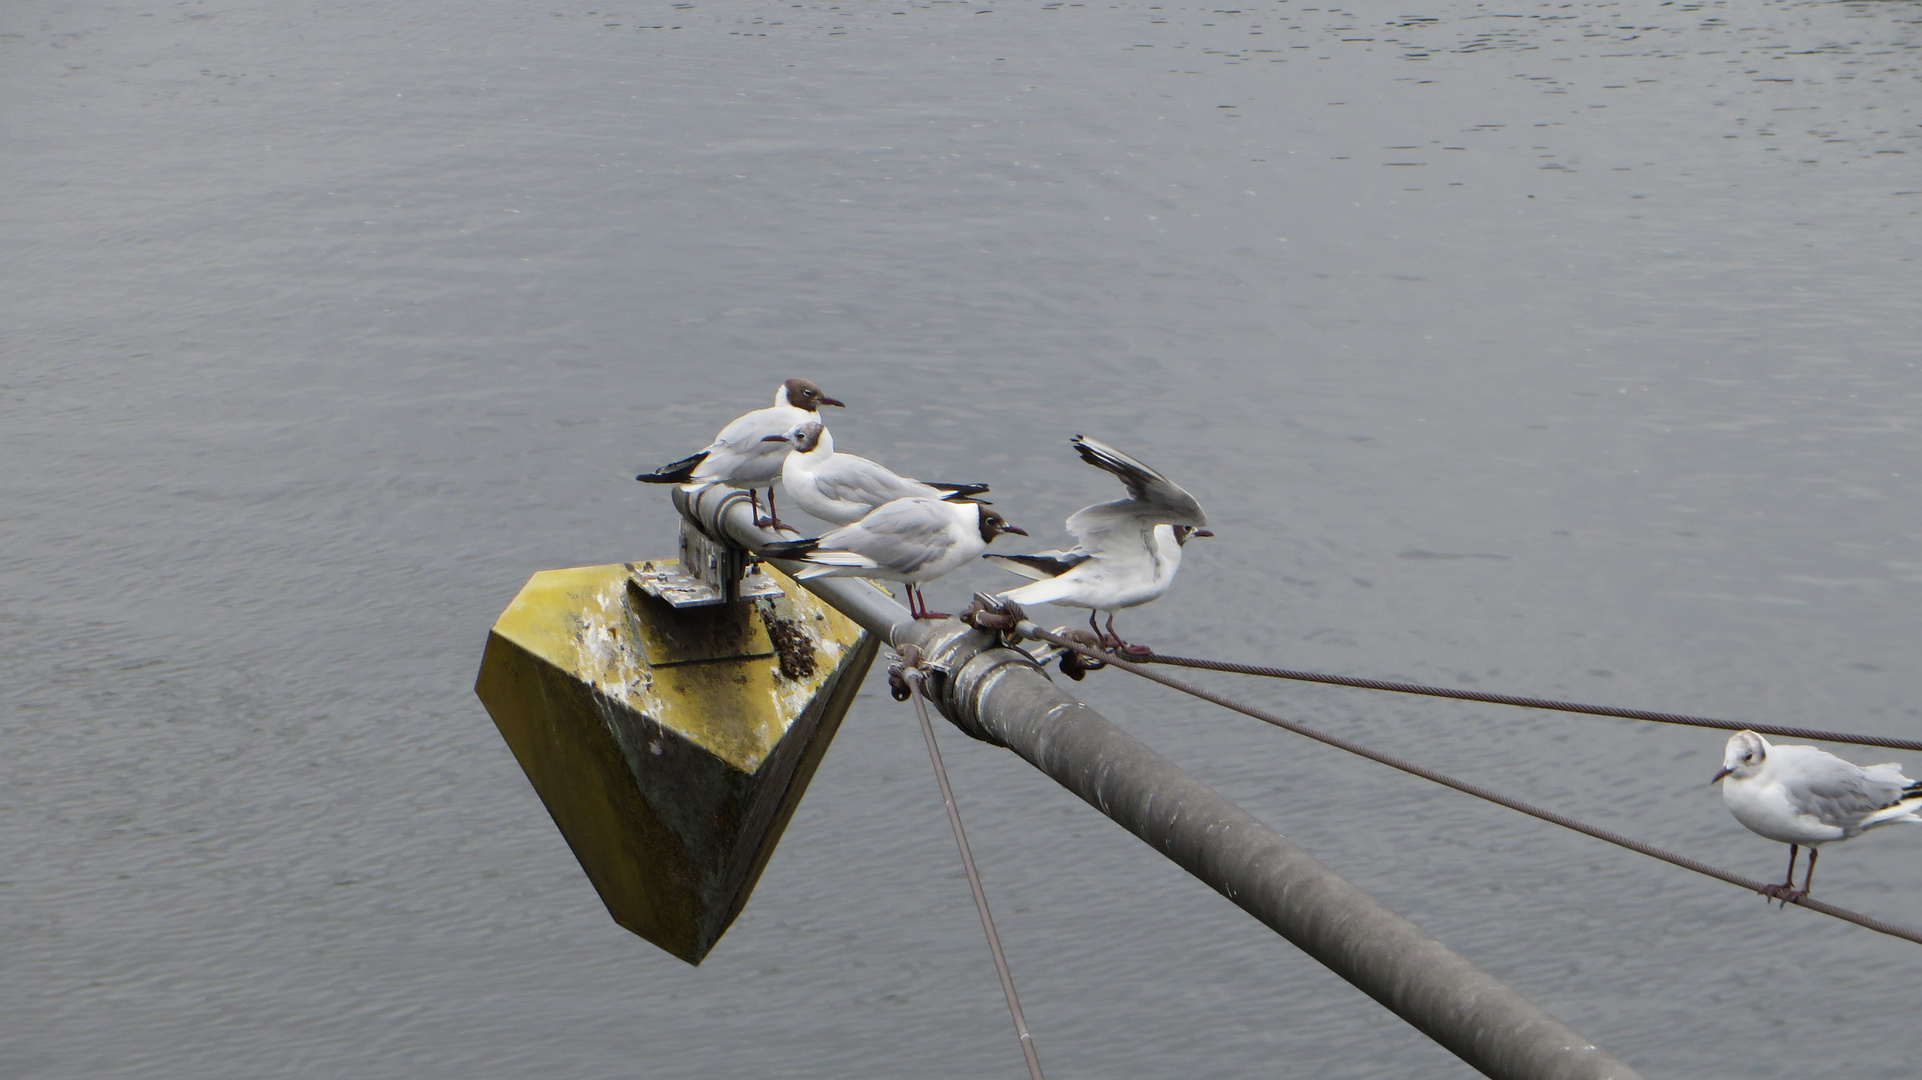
886;643;925;702
962;593;1028;643
1054;628;1109;680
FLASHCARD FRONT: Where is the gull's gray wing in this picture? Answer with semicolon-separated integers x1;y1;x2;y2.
812;454;936;509
1070;435;1207;527
1063;500;1154;554
1777;747;1910;833
693;405;793;483
823;498;957;575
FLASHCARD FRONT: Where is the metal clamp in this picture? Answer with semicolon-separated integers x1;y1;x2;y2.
963;594;1105;680
634;488;785;608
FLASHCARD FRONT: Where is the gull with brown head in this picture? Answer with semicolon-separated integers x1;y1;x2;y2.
763;497;1026;619
635;377;845;531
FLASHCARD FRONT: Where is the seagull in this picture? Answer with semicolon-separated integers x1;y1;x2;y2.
985;435;1210;654
766;421;990;526
763;497;1027;619
635;377;845;531
1712;729;1922;902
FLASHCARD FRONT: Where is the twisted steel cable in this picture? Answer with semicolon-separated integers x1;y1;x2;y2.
903;666;1046;1079
1135;651;1922;753
1018;623;1922;948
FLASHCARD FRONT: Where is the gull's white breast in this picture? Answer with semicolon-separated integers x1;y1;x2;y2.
1722;773;1847;846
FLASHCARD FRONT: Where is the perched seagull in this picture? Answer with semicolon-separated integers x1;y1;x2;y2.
635;377;845;530
763;497;1026;619
985;435;1210;653
766;421;990;526
1712;729;1922;901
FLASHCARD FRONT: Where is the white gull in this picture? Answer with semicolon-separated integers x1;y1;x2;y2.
986;435;1210;654
1713;729;1922;901
767;421;989;526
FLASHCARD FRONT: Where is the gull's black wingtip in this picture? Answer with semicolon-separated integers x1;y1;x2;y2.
759;537;821;559
635;451;708;484
928;481;992;499
1070;435;1112;467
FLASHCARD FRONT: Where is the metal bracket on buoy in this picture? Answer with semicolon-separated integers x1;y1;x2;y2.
632;490;784;608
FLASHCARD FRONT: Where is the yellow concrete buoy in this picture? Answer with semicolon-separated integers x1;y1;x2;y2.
475;561;877;964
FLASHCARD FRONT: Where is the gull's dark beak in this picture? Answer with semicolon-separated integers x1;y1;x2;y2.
1710;767;1733;785
761;434;789;443
1002;525;1029;536
1193;529;1215;538
818;396;846;408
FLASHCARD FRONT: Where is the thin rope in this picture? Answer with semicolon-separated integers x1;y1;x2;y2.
1021;624;1922;947
1135;651;1922;753
907;671;1047;1080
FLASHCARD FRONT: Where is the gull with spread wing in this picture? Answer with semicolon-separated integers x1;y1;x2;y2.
1712;729;1922;902
635;377;844;531
765;421;989;526
986;435;1211;654
764;497;1026;619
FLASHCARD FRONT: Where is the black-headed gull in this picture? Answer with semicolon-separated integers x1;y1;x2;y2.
1712;729;1922;901
635;377;844;530
764;497;1026;619
766;421;989;526
985;436;1210;653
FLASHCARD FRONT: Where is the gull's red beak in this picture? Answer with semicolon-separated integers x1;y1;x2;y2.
1710;767;1733;785
1193;529;1215;538
819;396;846;408
761;434;789;443
1003;525;1028;536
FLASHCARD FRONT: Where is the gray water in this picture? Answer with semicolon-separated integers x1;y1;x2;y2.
5;0;1921;1076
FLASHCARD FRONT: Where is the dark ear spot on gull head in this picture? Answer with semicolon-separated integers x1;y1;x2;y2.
783;378;846;412
978;509;1027;543
1711;730;1768;784
791;421;825;454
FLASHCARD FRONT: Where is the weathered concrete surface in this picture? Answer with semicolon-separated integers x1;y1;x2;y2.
475;561;877;964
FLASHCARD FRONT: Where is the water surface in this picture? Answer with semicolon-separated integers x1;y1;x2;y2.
5;0;1921;1076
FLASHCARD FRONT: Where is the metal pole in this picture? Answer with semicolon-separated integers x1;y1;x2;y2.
672;486;1646;1080
671;485;909;635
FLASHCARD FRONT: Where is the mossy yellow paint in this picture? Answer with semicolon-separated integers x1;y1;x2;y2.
476;561;877;964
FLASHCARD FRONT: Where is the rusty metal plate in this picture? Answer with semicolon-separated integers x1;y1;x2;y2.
623;569;776;665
